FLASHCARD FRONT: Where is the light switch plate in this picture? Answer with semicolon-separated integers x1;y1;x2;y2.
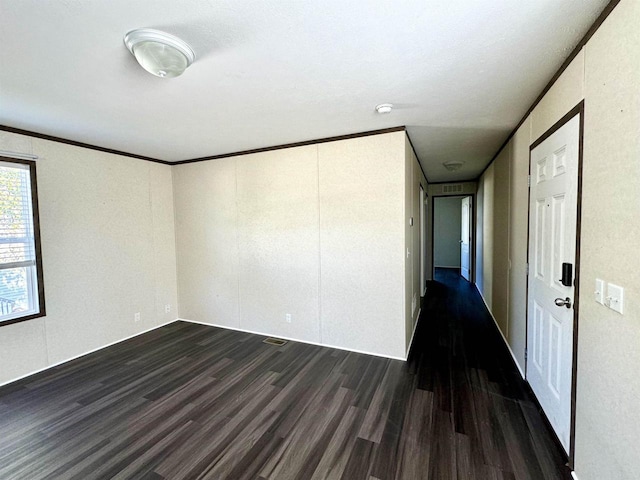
607;283;624;314
595;279;605;304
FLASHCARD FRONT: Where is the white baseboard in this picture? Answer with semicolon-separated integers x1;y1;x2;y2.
0;315;410;390
571;471;580;480
406;308;421;357
178;318;407;361
475;286;525;379
0;319;179;388
435;265;460;269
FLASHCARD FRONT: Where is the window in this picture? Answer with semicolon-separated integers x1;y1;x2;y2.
0;158;45;326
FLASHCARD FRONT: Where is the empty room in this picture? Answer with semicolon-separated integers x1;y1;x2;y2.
0;1;637;479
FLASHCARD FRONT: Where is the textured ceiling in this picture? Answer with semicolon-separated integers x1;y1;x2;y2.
0;0;607;181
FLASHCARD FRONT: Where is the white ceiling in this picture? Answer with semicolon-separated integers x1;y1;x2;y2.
0;0;607;181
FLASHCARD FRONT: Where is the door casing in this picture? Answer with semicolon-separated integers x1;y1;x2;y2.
460;196;472;281
430;191;476;282
526;100;584;468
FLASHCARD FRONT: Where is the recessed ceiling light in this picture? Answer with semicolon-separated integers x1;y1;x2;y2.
124;28;195;78
375;103;393;114
443;161;465;171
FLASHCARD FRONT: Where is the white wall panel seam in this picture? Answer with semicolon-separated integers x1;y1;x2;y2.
234;157;241;330
171;165;182;317
316;145;323;344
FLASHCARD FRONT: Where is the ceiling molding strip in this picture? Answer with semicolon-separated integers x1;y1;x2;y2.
0;124;407;166
476;0;621;181
0;125;171;164
172;126;406;165
404;131;431;185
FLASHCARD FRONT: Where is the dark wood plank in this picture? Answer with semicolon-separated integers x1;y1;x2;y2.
340;438;376;480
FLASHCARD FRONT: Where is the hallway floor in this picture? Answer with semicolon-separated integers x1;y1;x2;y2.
408;268;570;479
0;269;569;479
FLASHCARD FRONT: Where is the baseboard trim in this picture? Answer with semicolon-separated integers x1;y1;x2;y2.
178;318;407;361
474;287;570;462
0;319;179;388
406;309;421;357
521;376;571;462
0;315;409;389
475;286;525;379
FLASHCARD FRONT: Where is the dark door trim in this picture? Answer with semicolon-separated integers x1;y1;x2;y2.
430;193;476;283
526;100;584;468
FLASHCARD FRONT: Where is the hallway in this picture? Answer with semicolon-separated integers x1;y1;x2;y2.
409;268;569;478
0;270;569;479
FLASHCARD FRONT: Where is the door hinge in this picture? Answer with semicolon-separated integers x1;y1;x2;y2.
526;263;529;275
527;175;531;188
525;348;528;361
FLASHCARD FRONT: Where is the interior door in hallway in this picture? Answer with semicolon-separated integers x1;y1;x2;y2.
527;113;580;454
460;196;471;281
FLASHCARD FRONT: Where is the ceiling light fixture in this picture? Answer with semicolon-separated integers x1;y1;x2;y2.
375;103;393;114
124;28;195;78
443;161;465;171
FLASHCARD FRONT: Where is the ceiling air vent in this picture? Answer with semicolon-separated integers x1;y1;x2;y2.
442;184;463;194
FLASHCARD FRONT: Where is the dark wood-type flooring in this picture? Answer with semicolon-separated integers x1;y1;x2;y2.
0;269;570;479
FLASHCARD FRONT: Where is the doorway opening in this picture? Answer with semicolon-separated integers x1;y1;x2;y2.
526;102;583;464
420;186;427;296
433;195;473;282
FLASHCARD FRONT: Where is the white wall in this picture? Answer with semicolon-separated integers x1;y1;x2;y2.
172;157;240;330
322;134;408;358
0;132;178;386
576;2;640;477
492;145;510;336
475;1;640;477
507;116;531;370
174;131;410;359
476;152;511;348
479;163;494;310
237;147;320;343
405;138;428;352
475;179;484;293
434;196;462;268
0;129;418;387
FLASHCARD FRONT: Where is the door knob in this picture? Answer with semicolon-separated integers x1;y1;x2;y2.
554;297;572;309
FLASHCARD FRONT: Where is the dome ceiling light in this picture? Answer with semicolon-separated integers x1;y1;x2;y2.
124;28;195;78
443;161;465;171
375;103;393;114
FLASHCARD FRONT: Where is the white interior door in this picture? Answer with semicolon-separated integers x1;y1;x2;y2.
527;114;580;454
460;196;471;281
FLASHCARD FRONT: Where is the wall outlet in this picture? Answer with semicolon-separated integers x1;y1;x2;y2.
165;304;171;314
285;313;292;323
134;312;141;323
